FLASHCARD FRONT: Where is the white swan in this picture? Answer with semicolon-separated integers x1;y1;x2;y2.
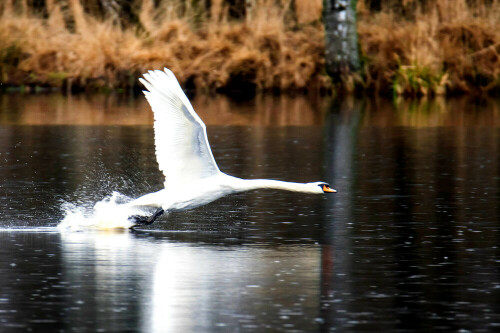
127;68;336;227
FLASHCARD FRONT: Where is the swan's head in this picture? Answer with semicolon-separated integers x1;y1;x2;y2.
311;182;336;194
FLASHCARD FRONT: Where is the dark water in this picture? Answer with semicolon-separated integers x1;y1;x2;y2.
0;94;500;332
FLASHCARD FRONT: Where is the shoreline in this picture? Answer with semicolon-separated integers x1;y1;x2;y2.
0;1;498;97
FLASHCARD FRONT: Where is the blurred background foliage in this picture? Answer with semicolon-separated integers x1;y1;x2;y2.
0;0;498;96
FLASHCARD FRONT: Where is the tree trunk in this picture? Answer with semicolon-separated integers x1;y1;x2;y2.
323;0;360;82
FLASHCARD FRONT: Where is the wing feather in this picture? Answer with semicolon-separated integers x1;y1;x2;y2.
140;68;220;188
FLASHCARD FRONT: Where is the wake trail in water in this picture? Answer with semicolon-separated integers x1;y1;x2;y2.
58;192;148;231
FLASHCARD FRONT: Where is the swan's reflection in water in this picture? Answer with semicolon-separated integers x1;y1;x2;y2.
60;231;154;331
59;231;321;332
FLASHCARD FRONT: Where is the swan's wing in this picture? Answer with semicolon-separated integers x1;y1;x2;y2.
139;68;220;188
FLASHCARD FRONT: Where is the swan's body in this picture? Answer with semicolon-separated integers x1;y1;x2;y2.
130;174;331;212
127;68;335;226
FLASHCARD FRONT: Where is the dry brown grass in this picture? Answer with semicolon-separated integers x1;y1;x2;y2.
0;0;326;93
358;0;500;96
0;0;498;95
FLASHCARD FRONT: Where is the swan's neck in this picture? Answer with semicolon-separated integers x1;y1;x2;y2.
232;178;313;193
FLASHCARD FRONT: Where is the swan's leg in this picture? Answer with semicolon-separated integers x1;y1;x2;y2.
130;208;164;228
147;208;165;224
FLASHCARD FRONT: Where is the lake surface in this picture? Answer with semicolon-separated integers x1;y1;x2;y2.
0;94;499;332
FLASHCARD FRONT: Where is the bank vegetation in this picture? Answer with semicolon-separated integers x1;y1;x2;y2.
0;0;498;96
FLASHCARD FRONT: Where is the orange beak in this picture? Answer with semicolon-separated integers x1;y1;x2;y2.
323;185;336;193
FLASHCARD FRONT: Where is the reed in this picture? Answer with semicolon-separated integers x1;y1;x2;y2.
358;0;500;96
0;0;325;93
0;0;498;95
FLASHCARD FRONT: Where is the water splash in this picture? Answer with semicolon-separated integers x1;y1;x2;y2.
58;192;148;231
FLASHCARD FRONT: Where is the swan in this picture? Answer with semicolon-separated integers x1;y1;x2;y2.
127;68;336;227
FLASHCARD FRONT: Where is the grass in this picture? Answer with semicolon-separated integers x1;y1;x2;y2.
0;0;498;96
0;0;325;94
358;0;500;96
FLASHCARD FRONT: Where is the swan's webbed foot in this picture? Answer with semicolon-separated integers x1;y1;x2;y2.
129;208;164;229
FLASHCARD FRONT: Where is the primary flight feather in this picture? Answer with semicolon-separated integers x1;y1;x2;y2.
127;68;336;227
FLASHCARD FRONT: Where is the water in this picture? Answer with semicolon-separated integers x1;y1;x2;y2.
0;94;499;332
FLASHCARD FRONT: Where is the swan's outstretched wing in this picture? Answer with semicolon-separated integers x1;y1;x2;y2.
139;68;220;188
